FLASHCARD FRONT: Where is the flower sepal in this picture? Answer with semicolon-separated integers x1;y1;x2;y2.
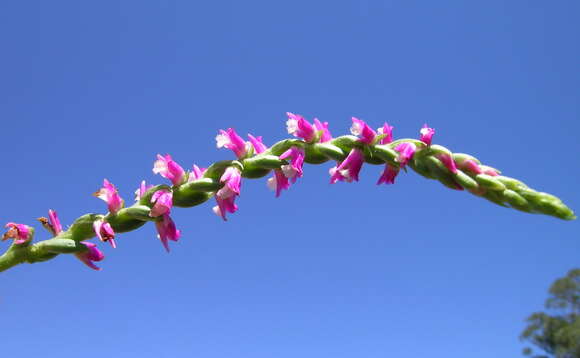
330;135;359;154
267;139;303;156
372;145;399;165
474;174;506;192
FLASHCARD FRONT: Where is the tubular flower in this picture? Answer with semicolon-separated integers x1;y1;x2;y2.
75;242;105;271
437;154;458;174
267;170;290;197
313;118;332;142
213;167;242;220
280;147;305;182
330;148;365;184
135;180;154;201
216;128;249;159
188;164;207;182
350;117;377;144
93;219;116;248
153;154;186;186
150;190;173;217
394;142;416;168
377;123;394;144
247;134;267;154
48;209;63;235
377;164;399;185
155;214;180;252
286;112;317;142
94;179;124;214
419;124;435;146
2;223;32;245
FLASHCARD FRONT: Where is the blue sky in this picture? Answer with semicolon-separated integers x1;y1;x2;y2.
1;1;578;357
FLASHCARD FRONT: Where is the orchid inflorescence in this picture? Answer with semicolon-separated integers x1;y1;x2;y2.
0;113;575;272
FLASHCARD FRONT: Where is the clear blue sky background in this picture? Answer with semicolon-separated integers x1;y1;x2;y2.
1;2;578;357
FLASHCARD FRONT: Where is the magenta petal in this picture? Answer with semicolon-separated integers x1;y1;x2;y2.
330;148;364;184
153;154;186;186
3;222;31;244
313;118;332;142
286;112;317;142
268;170;290;197
394;142;416;168
378;123;394;144
155;214;180;252
75;241;104;270
351;117;377;144
48;209;63;235
216;128;248;158
437;154;458;174
150;190;173;217
247;134;267;154
419;124;435;146
460;160;483;174
377;164;399;185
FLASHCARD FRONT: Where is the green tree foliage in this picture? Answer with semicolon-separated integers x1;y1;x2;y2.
521;268;580;358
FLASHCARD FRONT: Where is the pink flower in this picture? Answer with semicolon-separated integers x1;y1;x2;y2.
48;209;63;235
216;128;249;159
267;147;304;197
213;167;242;220
93;219;116;248
482;167;500;176
280;147;305;182
94;179;124;214
267;170;290;197
153;154;186;186
350;117;377;144
155;214;181;252
2;222;32;245
377;123;394;144
188;164;207;182
247;134;267;154
330;148;365;184
437;154;458;174
459;159;483;175
419;124;435;146
377;164;399;185
135;180;154;200
394;142;416;168
150;190;173;217
313;118;332;142
286;112;317;142
75;241;105;271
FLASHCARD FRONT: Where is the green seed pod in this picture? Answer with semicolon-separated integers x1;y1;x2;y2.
372;145;399;165
495;176;527;191
475;174;506;192
304;144;331;164
69;213;101;241
243;154;285;170
409;159;436;179
313;142;345;162
106;209;147;233
503;190;533;212
330;135;359;153
453;170;480;191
